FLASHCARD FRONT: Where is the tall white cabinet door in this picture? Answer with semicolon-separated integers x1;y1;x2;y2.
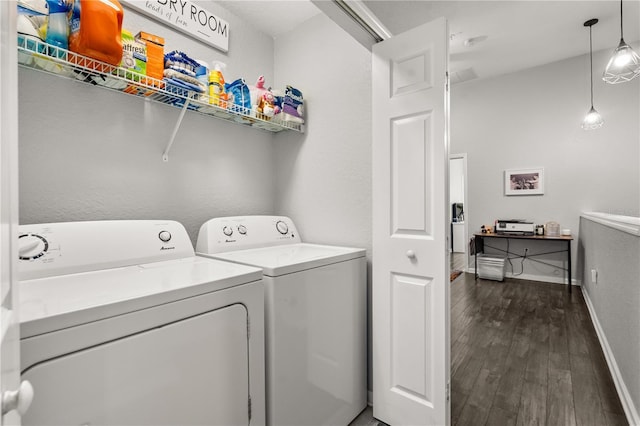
1;1;25;425
372;18;450;426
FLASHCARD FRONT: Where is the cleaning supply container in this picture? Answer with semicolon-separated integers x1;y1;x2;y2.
44;0;69;54
68;0;124;66
209;61;226;107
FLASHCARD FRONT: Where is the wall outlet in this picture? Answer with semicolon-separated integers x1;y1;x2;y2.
591;269;598;284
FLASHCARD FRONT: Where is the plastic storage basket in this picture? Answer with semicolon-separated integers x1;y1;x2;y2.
477;254;506;281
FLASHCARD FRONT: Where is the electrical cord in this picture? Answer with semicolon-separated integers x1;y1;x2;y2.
480;237;569;277
486;238;527;276
513;248;528;277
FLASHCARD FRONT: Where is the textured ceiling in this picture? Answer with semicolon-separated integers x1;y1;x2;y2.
216;0;640;81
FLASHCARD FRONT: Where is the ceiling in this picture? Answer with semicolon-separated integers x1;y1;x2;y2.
215;0;640;83
215;1;322;37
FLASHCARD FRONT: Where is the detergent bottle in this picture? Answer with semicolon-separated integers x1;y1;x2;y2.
209;61;227;108
68;0;124;66
44;0;69;53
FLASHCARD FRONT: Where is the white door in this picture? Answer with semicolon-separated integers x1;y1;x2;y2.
372;18;450;426
1;1;30;424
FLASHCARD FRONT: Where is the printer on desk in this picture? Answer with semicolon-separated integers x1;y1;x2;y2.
496;219;535;236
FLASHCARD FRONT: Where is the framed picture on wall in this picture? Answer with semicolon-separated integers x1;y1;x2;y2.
504;168;544;196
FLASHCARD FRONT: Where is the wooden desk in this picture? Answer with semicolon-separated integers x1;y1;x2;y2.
473;233;574;293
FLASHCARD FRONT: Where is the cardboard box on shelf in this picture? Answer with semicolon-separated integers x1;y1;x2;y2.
135;31;165;82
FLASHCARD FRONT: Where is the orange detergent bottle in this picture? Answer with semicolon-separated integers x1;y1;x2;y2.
68;0;124;66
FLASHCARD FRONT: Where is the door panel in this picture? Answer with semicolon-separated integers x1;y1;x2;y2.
391;273;432;404
391;113;432;235
373;17;449;426
392;52;432;96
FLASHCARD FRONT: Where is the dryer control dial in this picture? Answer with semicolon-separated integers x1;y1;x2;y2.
158;231;172;243
237;225;247;235
18;234;49;260
275;221;289;235
223;226;234;237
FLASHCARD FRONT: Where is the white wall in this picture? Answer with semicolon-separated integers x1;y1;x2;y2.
19;2;279;244
451;47;640;283
579;214;640;424
272;13;373;388
449;158;464;205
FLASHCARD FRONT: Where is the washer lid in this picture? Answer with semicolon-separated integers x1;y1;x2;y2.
19;257;262;339
200;243;366;277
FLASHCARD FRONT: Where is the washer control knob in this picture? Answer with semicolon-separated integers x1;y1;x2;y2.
158;231;172;243
18;234;49;260
238;225;247;235
223;226;234;237
275;221;289;235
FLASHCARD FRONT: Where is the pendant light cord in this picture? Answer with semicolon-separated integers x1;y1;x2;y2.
589;25;594;107
620;0;624;39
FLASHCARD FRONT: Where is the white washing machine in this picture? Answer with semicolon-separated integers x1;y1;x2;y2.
18;220;265;426
196;216;367;426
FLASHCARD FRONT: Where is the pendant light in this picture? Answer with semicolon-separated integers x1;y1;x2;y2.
603;0;640;83
582;19;604;130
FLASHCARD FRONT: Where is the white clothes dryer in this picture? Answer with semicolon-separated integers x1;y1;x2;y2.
196;216;367;426
18;220;265;426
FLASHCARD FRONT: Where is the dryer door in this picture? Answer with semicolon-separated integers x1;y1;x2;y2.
22;304;250;425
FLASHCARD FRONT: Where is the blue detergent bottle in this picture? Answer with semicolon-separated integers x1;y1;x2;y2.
45;0;69;53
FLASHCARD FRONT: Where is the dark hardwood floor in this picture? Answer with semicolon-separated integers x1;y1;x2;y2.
451;252;467;272
451;273;627;426
350;267;627;426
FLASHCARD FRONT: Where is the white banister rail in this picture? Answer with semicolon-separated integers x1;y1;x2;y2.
581;212;640;236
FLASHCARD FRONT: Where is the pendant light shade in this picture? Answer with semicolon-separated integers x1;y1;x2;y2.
582;106;605;130
582;19;604;130
603;0;640;83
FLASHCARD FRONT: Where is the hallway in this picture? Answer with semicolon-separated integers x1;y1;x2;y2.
451;273;626;425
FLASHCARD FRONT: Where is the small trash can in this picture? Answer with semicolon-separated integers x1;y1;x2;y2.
477;254;506;281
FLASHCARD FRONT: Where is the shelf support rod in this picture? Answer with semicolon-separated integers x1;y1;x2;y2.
162;93;193;162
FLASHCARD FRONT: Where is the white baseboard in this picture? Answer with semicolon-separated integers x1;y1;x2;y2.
582;289;639;426
463;267;581;286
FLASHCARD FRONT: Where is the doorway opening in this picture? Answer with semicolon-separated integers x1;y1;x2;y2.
449;153;468;273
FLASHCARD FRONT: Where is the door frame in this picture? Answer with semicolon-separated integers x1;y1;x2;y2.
1;0;23;423
448;153;468;271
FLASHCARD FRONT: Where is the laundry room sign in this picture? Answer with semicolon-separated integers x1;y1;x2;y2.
122;0;229;52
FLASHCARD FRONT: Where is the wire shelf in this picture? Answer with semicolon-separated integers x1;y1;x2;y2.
17;35;305;134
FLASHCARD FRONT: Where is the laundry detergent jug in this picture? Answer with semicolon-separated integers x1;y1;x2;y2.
68;0;123;66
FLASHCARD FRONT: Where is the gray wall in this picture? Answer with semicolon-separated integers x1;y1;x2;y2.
19;2;280;243
579;215;640;423
451;47;640;283
273;14;372;255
